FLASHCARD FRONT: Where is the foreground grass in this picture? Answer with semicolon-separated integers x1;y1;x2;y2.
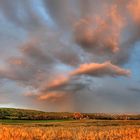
0;125;140;140
0;120;140;139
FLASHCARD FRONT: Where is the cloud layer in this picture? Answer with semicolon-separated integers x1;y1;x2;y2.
0;0;140;112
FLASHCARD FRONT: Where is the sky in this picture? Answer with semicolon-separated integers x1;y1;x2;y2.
0;0;140;113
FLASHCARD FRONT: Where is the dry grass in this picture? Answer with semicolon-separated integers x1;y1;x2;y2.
0;125;140;140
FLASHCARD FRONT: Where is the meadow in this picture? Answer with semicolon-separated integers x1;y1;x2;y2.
1;108;140;139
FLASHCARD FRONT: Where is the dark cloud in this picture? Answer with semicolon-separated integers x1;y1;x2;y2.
21;39;55;65
128;87;140;93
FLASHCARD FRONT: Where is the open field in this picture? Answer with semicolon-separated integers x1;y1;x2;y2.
1;108;140;139
0;125;140;140
0;120;140;140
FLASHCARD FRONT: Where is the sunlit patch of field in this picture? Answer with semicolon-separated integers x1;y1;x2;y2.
0;124;140;140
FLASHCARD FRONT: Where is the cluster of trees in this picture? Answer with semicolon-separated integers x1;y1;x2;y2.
85;113;140;120
1;108;140;120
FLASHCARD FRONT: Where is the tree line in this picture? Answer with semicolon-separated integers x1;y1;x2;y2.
0;108;140;120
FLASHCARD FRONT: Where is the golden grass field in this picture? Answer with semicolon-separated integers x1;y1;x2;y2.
0;120;140;140
0;125;140;140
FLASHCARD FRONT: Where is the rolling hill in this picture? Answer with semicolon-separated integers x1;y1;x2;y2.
0;108;140;120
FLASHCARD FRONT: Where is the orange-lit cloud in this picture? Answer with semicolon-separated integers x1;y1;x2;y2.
24;90;74;112
128;0;140;23
71;61;130;77
8;58;25;65
45;76;70;91
41;62;130;93
74;5;124;54
38;92;67;102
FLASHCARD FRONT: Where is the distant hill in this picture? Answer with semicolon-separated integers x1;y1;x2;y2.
0;108;73;120
0;108;44;119
0;108;140;120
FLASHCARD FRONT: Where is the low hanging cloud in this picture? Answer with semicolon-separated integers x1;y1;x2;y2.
26;60;131;112
24;59;130;105
41;61;130;93
26;91;75;112
38;91;69;102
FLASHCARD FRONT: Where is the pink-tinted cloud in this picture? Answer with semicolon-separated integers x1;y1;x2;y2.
45;76;70;91
74;5;124;54
38;92;67;102
71;61;130;77
41;62;130;93
128;0;140;23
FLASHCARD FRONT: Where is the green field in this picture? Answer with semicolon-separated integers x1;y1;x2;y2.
1;119;140;127
0;119;67;125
